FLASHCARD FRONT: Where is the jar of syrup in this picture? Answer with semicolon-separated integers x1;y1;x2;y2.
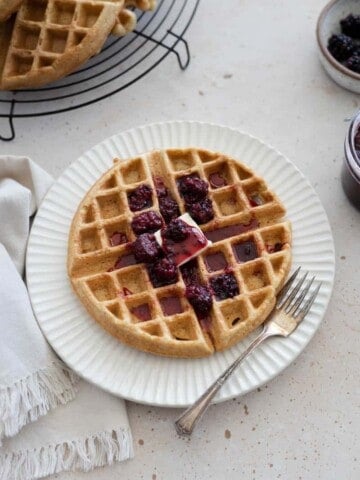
342;111;360;210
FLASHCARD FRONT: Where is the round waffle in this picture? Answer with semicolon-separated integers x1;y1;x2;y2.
68;148;292;358
0;0;158;89
0;0;125;90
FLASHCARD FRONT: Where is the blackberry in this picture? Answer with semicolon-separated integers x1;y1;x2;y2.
327;34;354;62
163;218;190;242
180;259;200;286
178;175;208;203
344;54;360;74
151;257;178;284
131;211;163;235
187;198;214;224
185;284;213;318
341;14;360;39
354;128;360;150
131;233;162;263
159;195;180;223
210;273;239;300
128;184;153;212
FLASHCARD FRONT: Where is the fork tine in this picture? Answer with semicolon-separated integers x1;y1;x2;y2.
284;272;308;313
288;275;314;316
276;266;301;307
295;282;322;321
278;270;305;310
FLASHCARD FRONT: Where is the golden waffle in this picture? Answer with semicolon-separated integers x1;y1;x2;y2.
0;0;124;90
112;0;156;36
0;0;23;21
68;148;292;358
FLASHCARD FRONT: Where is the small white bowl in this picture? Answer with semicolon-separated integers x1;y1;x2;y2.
316;0;360;94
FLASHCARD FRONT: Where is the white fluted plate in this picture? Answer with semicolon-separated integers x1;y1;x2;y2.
26;121;335;407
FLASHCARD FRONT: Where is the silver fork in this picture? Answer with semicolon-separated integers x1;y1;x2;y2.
175;267;321;436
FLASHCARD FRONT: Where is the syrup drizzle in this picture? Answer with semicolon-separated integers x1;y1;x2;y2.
112;253;137;270
161;224;207;266
110;232;128;246
131;304;151;321
160;297;183;316
266;242;283;253
209;172;227;188
205;218;259;242
233;240;258;263
205;252;228;272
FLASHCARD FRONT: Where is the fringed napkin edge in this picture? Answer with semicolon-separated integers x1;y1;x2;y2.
0;360;78;444
0;427;134;480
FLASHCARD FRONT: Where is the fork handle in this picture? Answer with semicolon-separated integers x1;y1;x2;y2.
174;330;271;436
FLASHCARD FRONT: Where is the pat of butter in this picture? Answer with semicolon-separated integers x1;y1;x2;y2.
154;213;212;267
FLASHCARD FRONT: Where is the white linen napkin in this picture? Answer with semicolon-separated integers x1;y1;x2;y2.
0;156;133;480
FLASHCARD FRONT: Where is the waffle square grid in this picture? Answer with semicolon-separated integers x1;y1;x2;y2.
68;148;292;358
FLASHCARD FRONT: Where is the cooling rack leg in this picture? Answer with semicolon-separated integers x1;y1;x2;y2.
0;99;16;142
167;31;191;70
134;30;191;71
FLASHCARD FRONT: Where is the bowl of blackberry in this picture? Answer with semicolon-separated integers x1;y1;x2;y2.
317;0;360;93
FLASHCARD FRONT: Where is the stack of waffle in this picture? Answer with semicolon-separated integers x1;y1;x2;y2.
68;148;292;358
0;0;156;89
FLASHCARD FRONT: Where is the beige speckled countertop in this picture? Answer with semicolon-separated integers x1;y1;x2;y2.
3;0;359;478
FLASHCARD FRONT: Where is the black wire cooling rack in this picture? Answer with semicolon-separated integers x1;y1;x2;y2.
0;0;200;141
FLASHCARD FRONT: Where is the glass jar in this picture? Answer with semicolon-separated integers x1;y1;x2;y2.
342;111;360;210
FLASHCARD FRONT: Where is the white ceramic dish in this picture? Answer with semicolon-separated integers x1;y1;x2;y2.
317;0;360;93
26;121;335;408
